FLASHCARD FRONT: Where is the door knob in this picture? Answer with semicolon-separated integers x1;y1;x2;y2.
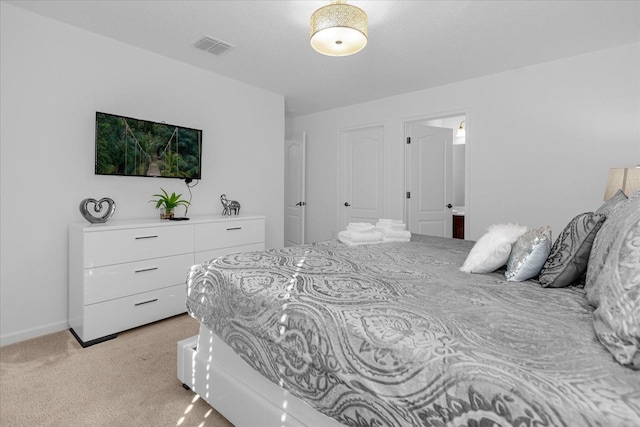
344;202;351;207
446;204;453;209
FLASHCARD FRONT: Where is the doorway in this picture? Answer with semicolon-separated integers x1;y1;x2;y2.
404;114;468;238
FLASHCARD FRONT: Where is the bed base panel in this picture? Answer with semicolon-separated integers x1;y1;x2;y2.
177;324;342;427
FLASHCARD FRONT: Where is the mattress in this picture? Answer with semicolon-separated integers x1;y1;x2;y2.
186;235;640;426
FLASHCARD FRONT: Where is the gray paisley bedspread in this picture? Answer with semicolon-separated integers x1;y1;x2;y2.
186;235;640;427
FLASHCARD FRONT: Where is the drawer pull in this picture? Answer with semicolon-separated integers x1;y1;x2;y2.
226;227;242;231
134;267;158;273
134;298;158;307
135;235;159;240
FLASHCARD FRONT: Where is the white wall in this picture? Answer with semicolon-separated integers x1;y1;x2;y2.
288;43;640;244
0;3;284;345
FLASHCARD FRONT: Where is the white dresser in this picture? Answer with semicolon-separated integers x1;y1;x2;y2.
69;215;265;347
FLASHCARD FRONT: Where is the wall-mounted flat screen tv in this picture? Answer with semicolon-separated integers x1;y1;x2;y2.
95;112;202;179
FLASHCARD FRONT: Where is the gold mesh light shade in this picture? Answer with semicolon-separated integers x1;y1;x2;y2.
604;166;640;201
310;1;368;57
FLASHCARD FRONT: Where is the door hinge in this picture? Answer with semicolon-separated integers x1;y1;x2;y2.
406;191;411;199
406;137;411;144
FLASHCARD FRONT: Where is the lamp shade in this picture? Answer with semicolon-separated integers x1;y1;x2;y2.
604;167;640;201
310;1;368;57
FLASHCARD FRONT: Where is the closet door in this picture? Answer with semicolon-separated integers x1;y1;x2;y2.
338;124;385;230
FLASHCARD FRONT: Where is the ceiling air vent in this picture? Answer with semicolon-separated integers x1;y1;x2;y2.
194;35;234;55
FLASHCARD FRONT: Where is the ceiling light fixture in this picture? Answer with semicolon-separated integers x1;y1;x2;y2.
310;0;368;57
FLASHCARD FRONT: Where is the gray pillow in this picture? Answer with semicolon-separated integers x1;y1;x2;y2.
586;192;640;369
586;191;638;298
595;189;628;217
538;212;606;288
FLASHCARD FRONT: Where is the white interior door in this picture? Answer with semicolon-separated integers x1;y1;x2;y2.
406;124;453;237
284;132;306;246
339;125;385;230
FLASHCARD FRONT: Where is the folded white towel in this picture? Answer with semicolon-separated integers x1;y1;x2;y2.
348;230;385;242
347;222;376;232
338;230;384;246
376;222;406;231
339;219;411;246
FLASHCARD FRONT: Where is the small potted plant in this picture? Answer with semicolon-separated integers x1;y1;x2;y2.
150;188;190;220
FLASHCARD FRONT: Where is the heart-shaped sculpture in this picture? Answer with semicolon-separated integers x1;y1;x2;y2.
79;197;116;223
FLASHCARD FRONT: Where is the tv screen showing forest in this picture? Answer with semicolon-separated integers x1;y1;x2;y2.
95;112;202;179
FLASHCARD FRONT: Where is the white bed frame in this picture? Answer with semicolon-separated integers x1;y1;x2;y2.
177;324;343;427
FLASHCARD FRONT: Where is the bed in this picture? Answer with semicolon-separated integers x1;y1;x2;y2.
178;194;640;427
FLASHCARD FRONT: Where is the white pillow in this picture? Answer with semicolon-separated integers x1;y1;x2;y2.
460;223;528;273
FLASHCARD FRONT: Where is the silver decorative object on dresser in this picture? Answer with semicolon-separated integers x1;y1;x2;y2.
79;197;116;223
220;194;241;215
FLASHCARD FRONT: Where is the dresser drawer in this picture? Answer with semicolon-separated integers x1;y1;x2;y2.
83;225;194;267
194;219;264;252
84;253;194;304
80;283;186;342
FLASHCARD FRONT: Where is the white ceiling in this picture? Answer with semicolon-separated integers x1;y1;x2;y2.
8;1;640;116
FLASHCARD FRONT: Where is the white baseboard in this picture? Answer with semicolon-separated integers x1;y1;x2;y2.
0;320;68;347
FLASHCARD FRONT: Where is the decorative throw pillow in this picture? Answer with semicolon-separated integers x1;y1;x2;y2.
595;189;628;217
586;193;640;369
586;191;638;299
460;223;528;273
538;212;606;288
505;226;552;282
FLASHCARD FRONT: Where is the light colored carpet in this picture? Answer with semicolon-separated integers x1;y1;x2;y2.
0;314;234;427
